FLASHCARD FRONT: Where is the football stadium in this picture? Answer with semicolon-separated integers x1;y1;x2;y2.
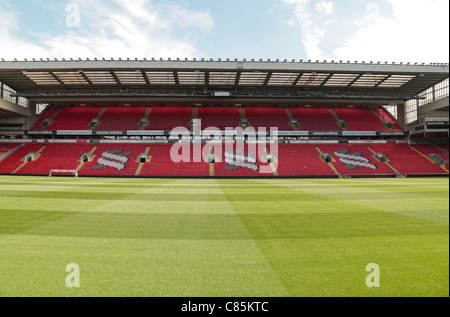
0;58;448;300
0;1;449;304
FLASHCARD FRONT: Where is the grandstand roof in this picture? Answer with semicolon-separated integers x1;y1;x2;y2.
0;59;448;102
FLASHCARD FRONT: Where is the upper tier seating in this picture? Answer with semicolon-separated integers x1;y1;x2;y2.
197;107;241;130
290;107;340;131
30;105;405;132
45;106;102;130
31;106;61;130
244;107;293;130
95;106;147;130
146;106;193;130
374;108;403;131
333;107;392;131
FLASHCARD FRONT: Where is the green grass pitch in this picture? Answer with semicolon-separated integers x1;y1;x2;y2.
0;176;448;297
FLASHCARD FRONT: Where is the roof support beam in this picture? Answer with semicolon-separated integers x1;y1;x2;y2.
348;73;364;87
141;70;151;85
48;72;65;85
205;71;210;85
292;73;304;86
79;71;94;86
173;71;180;85
374;75;391;88
235;71;241;86
110;71;121;85
320;73;334;87
264;72;273;86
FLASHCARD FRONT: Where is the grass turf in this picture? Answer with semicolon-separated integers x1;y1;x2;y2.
0;176;448;297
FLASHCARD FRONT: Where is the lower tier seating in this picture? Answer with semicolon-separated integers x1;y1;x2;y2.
79;144;148;176
370;144;448;175
318;144;397;177
1;143;448;177
17;144;94;175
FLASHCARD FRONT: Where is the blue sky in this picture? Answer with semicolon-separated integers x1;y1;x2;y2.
0;0;448;62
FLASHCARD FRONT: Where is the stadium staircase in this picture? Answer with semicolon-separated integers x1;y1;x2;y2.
285;108;300;131
31;106;61;130
134;146;151;176
139;107;152;130
328;108;349;131
315;146;342;178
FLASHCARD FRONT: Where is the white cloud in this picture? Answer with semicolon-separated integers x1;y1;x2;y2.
287;18;297;27
0;0;214;60
333;0;449;63
316;1;333;15
281;0;448;63
281;0;335;60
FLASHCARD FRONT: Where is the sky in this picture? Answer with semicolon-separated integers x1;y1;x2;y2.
0;0;448;63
